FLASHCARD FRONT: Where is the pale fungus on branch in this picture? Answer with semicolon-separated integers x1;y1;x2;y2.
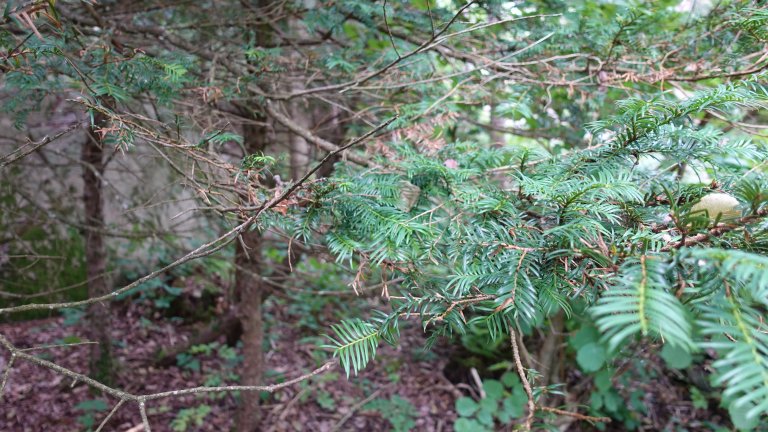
690;192;741;221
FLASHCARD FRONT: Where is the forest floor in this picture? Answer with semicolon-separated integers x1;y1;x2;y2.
0;297;731;432
0;298;459;432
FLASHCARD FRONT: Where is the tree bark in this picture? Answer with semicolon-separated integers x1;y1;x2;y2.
82;97;115;385
235;2;321;428
314;105;344;179
289;99;311;180
537;310;564;405
234;227;265;431
234;119;269;431
287;5;315;182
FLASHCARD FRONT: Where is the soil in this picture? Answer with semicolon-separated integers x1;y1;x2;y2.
0;299;734;432
0;300;458;432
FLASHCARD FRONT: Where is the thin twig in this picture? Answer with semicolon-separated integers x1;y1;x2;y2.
138;401;152;432
0;352;16;398
538;406;611;424
433;1;475;40
19;341;98;352
426;0;435;37
139;361;336;401
383;0;401;58
511;329;535;431
0;334;336;431
469;367;486;399
0;122;83;168
94;399;126;432
331;386;388;432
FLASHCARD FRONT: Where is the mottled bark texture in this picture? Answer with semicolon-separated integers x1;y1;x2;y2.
234;228;265;431
83;97;115;385
234;120;269;431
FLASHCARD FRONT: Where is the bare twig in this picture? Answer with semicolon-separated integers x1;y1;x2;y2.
141;361;336;401
94;399;126;432
138;401;152;432
264;101;388;168
19;341;97;352
0;122;83;168
511;329;535;431
382;0;401;58
0;114;393;316
0;334;336;432
331;386;388;432
538;406;611;424
0;352;16;398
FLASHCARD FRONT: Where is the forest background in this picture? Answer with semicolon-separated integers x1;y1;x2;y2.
2;0;768;431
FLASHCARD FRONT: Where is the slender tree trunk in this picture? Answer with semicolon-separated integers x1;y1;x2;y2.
235;2;318;428
537;310;564;405
314;105;344;179
289;99;311;181
235;121;269;431
288;7;314;182
234;228;265;431
234;0;274;427
82;97;115;385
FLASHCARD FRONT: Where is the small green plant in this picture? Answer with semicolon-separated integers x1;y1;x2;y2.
240;153;276;171
170;404;212;432
587;369;641;430
176;352;201;373
114;245;226;316
315;389;336;411
690;386;708;410
569;325;609;373
60;308;86;326
454;373;529;432
176;341;241;376
365;395;418;432
75;399;109;431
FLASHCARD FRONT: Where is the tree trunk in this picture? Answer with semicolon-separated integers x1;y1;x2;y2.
234;0;275;426
288;9;314;182
234;228;265;431
289;99;311;181
235;2;319;428
82;98;115;385
234;120;269;431
314;105;344;179
537;310;564;405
